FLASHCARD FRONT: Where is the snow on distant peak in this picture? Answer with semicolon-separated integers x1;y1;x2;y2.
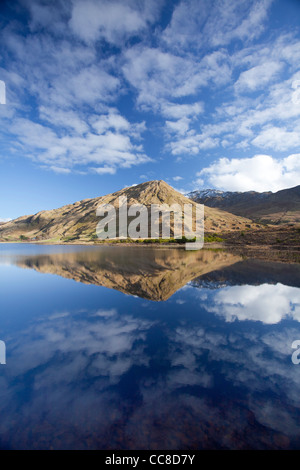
187;189;235;199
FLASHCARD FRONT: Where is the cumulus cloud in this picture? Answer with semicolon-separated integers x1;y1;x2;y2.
196;154;300;192
204;283;300;324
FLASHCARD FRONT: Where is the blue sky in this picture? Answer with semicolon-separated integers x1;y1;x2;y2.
0;0;300;220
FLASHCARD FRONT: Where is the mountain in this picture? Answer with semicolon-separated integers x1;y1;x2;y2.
0;180;260;243
187;185;300;225
12;247;242;301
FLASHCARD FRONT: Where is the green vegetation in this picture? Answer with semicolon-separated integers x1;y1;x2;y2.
142;236;196;244
93;236;198;245
19;234;29;241
91;235;224;245
62;235;79;242
204;234;224;243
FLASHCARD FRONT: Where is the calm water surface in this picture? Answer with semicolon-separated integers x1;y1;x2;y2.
0;243;300;449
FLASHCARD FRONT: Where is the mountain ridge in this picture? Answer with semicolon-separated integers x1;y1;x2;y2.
0;180;259;243
187;185;300;225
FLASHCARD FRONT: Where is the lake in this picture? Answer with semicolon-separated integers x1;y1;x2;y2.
0;243;300;449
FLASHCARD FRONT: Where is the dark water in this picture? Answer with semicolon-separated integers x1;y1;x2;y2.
0;243;300;450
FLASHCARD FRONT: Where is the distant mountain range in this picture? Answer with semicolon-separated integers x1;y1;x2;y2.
0;180;259;243
187;185;300;225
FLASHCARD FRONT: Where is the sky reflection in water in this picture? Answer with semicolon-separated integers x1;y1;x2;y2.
0;244;300;449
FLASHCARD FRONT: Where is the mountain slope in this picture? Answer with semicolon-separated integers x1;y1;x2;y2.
187;185;300;225
0;180;259;243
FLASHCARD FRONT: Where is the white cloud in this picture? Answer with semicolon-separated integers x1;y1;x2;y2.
196;154;300;192
122;46;231;110
161;102;204;119
69;0;160;44
162;0;273;50
204;283;300;324
0;14;155;175
123;47;189;107
221;0;273;45
39;106;89;135
121;24;300;159
67;66;120;105
197;67;300;154
172;176;183;182
162;39;300;158
252;126;300;151
168;134;219;156
4;31;100;109
11;118;58;150
48;166;71;174
24;0;72;35
235;61;283;91
1;0;300;178
0;218;12;223
91;167;116;175
93;308;118;318
165;117;191;135
8;116;150;172
91;112;130;134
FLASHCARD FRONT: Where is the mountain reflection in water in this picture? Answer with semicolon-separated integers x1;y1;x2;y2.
0;244;300;449
10;246;243;301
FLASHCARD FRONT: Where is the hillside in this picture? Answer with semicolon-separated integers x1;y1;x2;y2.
187;185;300;225
0;180;260;243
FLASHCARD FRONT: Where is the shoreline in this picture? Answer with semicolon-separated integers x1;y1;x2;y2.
1;239;300;249
1;240;299;262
